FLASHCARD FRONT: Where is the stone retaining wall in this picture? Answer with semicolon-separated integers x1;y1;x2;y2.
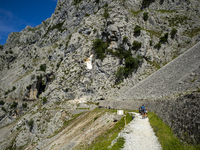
99;92;200;144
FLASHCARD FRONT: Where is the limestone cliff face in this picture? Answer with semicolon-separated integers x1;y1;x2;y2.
0;0;200;102
0;0;200;148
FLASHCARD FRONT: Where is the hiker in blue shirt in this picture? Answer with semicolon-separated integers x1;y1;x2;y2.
141;104;145;119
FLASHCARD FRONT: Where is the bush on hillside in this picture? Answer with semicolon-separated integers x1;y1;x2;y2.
154;42;161;49
39;64;46;72
160;33;168;43
171;28;177;38
134;25;141;36
42;97;47;105
0;100;5;105
143;12;149;21
141;0;155;10
132;41;142;50
10;102;18;109
92;39;109;61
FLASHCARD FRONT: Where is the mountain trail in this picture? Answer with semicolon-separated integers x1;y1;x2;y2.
118;112;162;150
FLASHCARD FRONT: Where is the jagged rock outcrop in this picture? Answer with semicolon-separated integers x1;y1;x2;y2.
0;0;200;149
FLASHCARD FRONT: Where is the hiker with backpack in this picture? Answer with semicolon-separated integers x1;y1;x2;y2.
141;104;145;119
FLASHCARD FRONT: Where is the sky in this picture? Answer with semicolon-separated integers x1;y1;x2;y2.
0;0;58;45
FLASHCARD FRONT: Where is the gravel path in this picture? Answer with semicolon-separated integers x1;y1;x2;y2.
119;112;162;150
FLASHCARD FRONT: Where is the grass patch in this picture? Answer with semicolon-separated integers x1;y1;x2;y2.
155;10;175;13
111;137;125;149
87;111;132;150
147;61;161;70
148;112;200;150
169;15;191;26
146;30;162;38
184;27;200;38
130;10;143;17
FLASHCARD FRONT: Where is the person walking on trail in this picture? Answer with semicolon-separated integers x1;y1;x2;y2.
145;107;148;118
139;107;142;115
141;104;145;119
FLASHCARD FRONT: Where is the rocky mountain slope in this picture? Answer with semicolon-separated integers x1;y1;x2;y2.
0;0;200;149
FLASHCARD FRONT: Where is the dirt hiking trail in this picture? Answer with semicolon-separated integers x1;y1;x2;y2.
118;112;162;150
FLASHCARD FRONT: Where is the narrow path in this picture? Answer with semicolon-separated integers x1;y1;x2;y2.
119;113;162;150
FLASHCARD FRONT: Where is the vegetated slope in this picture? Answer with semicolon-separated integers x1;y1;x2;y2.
121;41;200;100
0;108;123;150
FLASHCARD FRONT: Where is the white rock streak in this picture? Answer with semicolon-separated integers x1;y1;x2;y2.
85;54;93;70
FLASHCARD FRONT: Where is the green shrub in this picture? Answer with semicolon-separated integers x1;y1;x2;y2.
2;107;6;112
93;28;97;33
9;50;13;54
56;57;63;70
85;13;90;17
10;102;18;109
95;0;100;3
42;97;47;105
122;36;128;43
143;12;149;21
0;100;5;105
132;41;142;50
22;103;27;108
134;25;141;36
171;28;177;38
141;0;155;9
159;33;168;43
104;3;108;7
73;0;82;5
28;119;34;127
116;67;125;83
39;64;46;72
5;90;11;95
92;39;109;61
154;42;161;49
94;116;98;121
103;8;109;20
12;86;16;91
28;119;34;132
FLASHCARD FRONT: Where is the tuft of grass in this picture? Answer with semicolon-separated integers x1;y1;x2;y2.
147;61;161;70
146;30;162;38
111;137;125;149
148;112;200;150
130;10;143;17
184;27;200;38
169;15;191;26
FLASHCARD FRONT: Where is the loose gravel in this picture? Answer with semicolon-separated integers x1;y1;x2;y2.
118;112;162;150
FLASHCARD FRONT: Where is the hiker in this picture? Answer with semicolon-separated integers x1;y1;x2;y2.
139;107;142;115
145;107;148;118
141;104;145;119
